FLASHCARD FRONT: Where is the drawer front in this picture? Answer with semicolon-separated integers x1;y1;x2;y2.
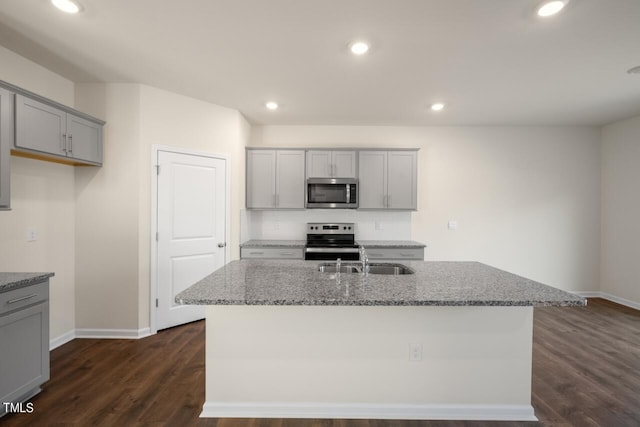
366;248;424;260
241;247;303;259
0;281;49;316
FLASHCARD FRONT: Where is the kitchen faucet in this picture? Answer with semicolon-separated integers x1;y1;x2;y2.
359;245;369;275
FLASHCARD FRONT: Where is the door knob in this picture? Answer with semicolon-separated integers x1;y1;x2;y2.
218;242;227;248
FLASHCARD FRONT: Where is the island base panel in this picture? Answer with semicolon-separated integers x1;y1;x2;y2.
203;305;536;421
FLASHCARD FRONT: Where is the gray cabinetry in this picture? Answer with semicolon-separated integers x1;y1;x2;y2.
241;247;303;259
306;150;356;178
365;248;424;261
0;280;50;415
15;94;103;165
246;149;305;209
359;150;417;210
0;87;12;210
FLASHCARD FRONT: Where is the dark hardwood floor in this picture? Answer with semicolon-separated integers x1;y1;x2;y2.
2;298;638;427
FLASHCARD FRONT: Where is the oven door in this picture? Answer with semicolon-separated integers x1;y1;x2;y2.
306;178;358;209
304;247;360;260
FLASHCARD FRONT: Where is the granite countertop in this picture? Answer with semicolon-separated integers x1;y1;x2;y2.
240;240;425;249
240;240;306;248
0;272;55;294
176;260;585;307
357;240;426;248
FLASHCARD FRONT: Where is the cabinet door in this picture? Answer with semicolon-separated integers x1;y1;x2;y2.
332;151;357;178
66;113;103;165
306;150;332;178
0;88;12;209
387;151;417;210
276;150;305;208
0;302;50;407
15;94;67;157
358;151;387;209
246;150;276;208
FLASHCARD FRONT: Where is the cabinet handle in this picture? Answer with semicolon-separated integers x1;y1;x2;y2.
280;252;294;256
249;252;264;255
400;253;414;257
7;293;38;304
276;194;279;207
68;134;73;154
369;253;384;257
62;134;67;152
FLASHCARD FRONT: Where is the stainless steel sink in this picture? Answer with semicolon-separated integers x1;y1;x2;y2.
366;263;415;275
317;263;361;274
317;262;414;275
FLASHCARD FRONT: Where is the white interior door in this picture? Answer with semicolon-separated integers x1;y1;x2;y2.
156;150;227;330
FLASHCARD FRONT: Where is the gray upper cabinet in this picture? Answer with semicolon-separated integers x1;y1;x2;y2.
0;88;13;210
14;94;103;166
359;150;417;210
306;150;356;178
246;149;305;209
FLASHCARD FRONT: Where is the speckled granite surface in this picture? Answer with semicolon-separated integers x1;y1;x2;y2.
176;260;584;307
240;240;306;248
357;240;426;248
0;272;55;294
240;240;426;249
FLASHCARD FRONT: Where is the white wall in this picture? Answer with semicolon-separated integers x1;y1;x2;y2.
74;83;141;331
601;115;640;305
0;45;76;343
251;125;601;292
73;83;249;331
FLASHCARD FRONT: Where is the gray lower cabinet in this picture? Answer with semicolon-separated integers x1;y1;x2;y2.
0;88;13;210
359;150;417;210
246;149;305;209
15;94;103;165
0;280;50;416
365;247;424;261
241;247;304;259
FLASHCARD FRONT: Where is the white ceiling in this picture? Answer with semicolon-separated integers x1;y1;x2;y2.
0;0;639;126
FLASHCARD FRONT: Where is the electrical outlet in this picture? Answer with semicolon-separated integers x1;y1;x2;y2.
409;343;422;361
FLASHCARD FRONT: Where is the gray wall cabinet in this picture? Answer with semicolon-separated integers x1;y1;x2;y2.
246;149;305;209
0;88;12;210
306;150;356;178
15;94;103;165
0;280;50;416
359;150;417;210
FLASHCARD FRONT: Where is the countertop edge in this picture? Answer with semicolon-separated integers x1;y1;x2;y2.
0;272;55;294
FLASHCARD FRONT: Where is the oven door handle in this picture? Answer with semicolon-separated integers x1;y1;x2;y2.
305;247;360;253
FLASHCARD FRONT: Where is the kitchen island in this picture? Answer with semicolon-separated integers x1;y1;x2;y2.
176;260;584;421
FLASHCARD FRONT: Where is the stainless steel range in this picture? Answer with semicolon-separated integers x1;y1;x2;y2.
304;222;359;261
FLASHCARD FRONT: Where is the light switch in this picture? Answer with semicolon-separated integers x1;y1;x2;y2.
27;227;38;242
448;220;458;230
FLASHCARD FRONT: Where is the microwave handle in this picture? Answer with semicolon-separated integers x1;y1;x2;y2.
346;184;351;203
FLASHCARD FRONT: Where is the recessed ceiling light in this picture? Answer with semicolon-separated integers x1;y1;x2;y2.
265;101;279;110
431;103;445;112
349;41;370;55
536;0;569;17
51;0;81;14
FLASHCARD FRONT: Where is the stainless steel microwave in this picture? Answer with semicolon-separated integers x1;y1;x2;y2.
306;178;358;209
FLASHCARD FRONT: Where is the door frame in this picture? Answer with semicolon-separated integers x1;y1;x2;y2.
150;144;231;335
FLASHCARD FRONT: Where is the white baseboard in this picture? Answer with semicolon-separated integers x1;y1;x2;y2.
575;291;640;311
49;327;153;351
75;327;152;339
200;402;537;421
49;330;76;350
